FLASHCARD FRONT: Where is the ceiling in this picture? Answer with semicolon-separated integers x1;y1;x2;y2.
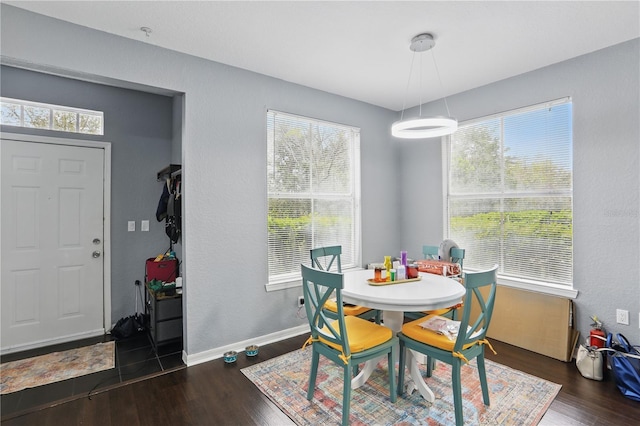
5;1;639;111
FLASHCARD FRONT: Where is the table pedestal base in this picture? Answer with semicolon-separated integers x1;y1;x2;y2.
350;310;435;402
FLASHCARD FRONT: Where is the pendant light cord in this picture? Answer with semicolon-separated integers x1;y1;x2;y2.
418;52;423;117
430;49;452;117
399;51;417;121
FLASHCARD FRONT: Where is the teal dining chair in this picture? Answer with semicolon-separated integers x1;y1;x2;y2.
310;246;380;324
397;265;499;426
301;264;397;426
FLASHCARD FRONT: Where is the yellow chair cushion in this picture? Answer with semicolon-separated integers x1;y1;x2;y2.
320;316;392;354
402;315;476;352
422;307;454;316
422;302;463;317
324;299;373;317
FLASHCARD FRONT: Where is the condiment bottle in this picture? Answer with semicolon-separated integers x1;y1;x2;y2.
397;265;406;280
383;256;392;281
374;265;383;282
400;250;407;267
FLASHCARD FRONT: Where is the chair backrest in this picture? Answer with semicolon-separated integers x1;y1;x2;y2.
423;244;465;269
422;245;439;260
310;245;342;272
453;265;498;352
301;264;350;356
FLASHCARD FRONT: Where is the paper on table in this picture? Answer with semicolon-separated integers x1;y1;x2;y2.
419;316;461;341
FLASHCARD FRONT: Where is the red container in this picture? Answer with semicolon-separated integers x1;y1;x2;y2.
146;258;179;283
589;328;606;348
406;264;419;279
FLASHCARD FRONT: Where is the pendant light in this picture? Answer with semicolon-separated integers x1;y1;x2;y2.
392;33;458;139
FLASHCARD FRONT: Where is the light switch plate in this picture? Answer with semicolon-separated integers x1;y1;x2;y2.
141;220;149;232
616;309;629;325
128;221;135;232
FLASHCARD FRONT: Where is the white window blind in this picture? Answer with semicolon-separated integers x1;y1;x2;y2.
267;110;361;283
446;99;573;286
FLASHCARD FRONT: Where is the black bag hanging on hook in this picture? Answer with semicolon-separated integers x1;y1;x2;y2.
165;178;181;243
156;181;170;222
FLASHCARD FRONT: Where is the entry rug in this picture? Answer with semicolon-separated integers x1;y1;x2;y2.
0;341;115;394
241;346;561;425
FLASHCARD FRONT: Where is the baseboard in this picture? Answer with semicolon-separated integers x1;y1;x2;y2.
183;324;309;366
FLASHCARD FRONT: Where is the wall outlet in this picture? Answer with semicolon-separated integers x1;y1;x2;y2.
616;309;629;325
141;220;149;232
297;296;305;308
127;221;135;232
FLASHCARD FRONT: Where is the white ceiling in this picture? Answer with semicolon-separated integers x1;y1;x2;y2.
5;1;639;111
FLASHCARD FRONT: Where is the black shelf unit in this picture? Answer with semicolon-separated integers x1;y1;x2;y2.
146;284;183;348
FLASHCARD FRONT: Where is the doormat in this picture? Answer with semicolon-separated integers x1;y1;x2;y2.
241;346;561;425
0;341;115;394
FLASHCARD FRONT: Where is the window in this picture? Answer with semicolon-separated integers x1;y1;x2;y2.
0;97;103;135
446;98;573;290
267;110;361;286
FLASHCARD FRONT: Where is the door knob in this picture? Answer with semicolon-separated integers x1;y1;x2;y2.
92;251;101;258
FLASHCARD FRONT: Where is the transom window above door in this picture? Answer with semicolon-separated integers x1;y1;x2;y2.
1;97;104;135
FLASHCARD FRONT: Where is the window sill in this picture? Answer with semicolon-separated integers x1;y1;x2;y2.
265;269;578;299
265;267;365;292
497;276;578;299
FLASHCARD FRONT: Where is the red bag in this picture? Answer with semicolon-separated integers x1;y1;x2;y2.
415;259;461;277
145;257;179;283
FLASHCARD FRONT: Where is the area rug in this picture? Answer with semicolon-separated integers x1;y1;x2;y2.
241;346;561;425
0;341;115;394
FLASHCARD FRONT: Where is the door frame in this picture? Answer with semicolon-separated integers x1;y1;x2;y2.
1;131;112;343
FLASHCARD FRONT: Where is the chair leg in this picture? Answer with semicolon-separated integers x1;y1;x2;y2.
425;355;434;377
477;352;490;406
397;341;406;395
388;345;397;403
451;360;464;426
342;364;352;426
307;349;320;401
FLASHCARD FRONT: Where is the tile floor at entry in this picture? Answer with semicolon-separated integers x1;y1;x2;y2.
1;332;184;420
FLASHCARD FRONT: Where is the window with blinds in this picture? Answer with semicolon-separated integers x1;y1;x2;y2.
446;98;573;287
267;110;361;284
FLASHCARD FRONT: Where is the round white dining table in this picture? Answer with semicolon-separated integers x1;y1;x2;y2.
341;269;465;402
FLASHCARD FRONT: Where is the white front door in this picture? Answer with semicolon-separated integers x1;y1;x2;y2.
1;137;106;353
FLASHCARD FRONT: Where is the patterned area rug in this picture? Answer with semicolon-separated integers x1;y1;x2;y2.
0;341;115;394
242;346;561;425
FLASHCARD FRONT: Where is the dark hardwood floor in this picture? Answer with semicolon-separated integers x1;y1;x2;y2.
1;333;637;425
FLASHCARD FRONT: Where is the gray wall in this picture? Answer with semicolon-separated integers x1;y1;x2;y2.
2;5;637;357
399;39;640;338
0;65;176;324
0;5;400;357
